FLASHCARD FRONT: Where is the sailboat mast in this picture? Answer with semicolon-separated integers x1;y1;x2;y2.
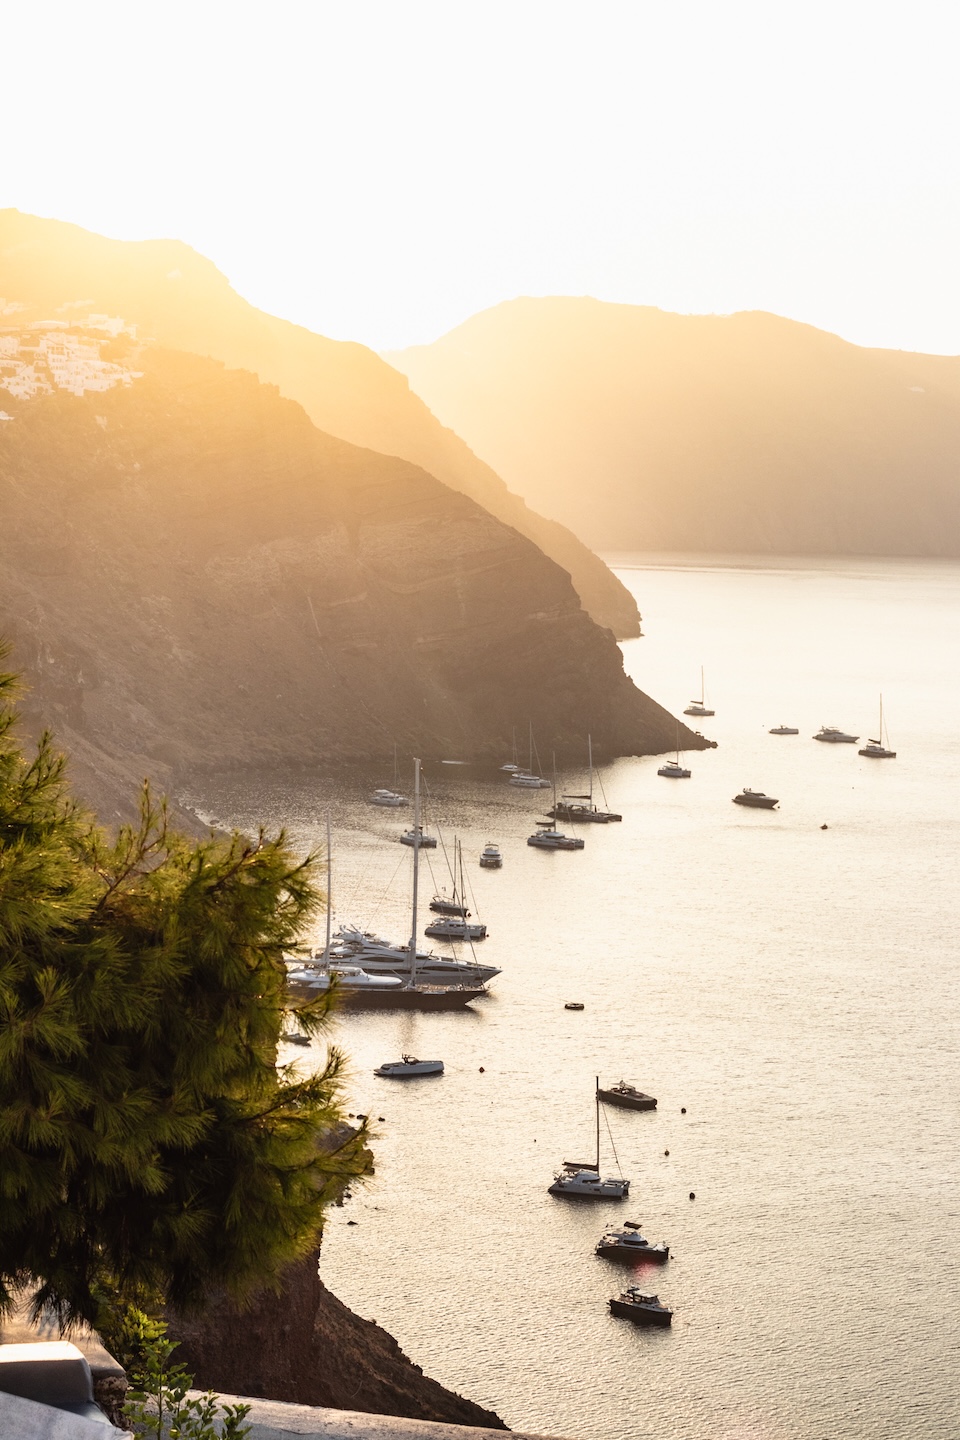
528;719;533;773
323;813;332;963
595;1075;600;1172
701;665;705;706
409;758;421;987
587;733;594;806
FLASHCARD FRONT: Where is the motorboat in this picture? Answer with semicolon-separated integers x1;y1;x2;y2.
859;695;896;758
548;735;622;822
733;788;779;809
683;666;715;717
548;1078;630;1199
658;760;691;779
769;725;799;736
813;727;859;744
370;788;408;807
399;827;437;848
479;843;502;868
424;916;488;941
281;1030;312;1047
374;1055;444;1078
528;827;585;851
565;1001;585;1011
500;764;520;772
510;771;550;788
598;1081;657;1111
596;1222;669;1263
285;963;406;1007
608;1287;673;1326
429;895;469;916
321;926;499;984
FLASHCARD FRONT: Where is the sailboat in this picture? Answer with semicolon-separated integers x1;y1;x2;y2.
500;727;521;772
509;721;551;787
528;761;585;850
658;723;691;779
549;735;622;823
425;840;488;939
683;667;715;718
859;695;897;758
548;1078;630;1198
369;744;409;806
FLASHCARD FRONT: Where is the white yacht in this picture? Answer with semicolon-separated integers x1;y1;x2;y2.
769;725;799;736
658;759;691;778
813;726;859;744
510;771;550;788
287;963;402;995
548;1079;630;1199
374;1055;444;1078
370;788;407;807
479;842;503;868
424;916;488;941
319;926;499;985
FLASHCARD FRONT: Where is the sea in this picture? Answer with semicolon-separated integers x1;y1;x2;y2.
187;556;960;1440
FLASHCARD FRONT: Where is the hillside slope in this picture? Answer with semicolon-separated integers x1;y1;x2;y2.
387;297;960;554
0;341;699;821
0;210;639;636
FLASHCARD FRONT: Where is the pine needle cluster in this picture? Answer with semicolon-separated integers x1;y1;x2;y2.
0;655;367;1327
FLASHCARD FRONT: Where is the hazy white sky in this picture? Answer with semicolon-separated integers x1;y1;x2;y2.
5;1;960;353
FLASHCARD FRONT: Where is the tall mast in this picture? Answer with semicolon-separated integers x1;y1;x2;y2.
409;758;421;987
323;812;332;963
595;1076;600;1172
587;733;594;806
701;665;705;706
552;752;558;832
880;692;884;742
528;719;533;773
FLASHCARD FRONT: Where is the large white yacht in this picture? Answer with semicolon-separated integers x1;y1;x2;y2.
316;925;499;985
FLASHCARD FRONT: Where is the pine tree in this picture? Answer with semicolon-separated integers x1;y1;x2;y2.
0;655;367;1326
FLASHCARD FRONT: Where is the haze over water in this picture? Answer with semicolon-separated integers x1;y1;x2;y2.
192;557;960;1440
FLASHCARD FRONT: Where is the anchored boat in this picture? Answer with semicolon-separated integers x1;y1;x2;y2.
608;1287;673;1326
596;1222;669;1263
598;1080;657;1111
733;788;779;809
549;1078;630;1199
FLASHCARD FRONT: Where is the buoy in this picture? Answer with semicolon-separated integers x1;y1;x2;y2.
664;1149;670;1156
689;1191;696;1200
479;1066;485;1073
681;1107;686;1114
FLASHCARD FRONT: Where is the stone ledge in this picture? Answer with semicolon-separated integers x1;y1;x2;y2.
193;1392;573;1440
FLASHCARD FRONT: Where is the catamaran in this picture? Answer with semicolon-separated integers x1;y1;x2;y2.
859;695;896;758
548;1078;629;1198
683;666;715;717
548;735;622;823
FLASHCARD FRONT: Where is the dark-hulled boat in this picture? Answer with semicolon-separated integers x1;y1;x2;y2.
608;1287;673;1326
732;788;778;809
598;1080;657;1111
596;1222;669;1263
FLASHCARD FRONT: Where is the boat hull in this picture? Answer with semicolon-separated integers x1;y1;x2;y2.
287;979;486;1010
859;746;896;758
598;1088;657;1111
596;1242;669;1263
548;1178;629;1199
733;794;778;809
608;1299;672;1326
549;806;622;823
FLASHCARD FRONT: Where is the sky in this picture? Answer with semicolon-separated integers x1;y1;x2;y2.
4;1;960;354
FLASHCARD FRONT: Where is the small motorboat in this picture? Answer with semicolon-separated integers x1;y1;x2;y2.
596;1222;669;1263
658;760;691;779
598;1081;657;1111
565;1002;585;1011
500;763;520;772
733;788;779;809
281;1031;312;1047
608;1287;673;1326
374;1055;444;1078
370;788;408;807
813;727;858;744
399;827;438;848
424;916;487;941
769;725;799;736
527;827;585;851
479;843;502;868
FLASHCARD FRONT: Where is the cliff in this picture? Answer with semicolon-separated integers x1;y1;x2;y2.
387;296;960;555
0;342;702;822
165;1251;506;1430
0;209;639;638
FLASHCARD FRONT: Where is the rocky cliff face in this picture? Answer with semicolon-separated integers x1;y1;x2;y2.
165;1250;506;1429
0;343;702;821
0;209;639;638
388;296;960;555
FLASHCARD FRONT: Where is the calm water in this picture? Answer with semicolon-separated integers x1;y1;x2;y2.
188;557;960;1440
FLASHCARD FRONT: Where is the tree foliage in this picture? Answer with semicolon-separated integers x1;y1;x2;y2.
0;657;367;1325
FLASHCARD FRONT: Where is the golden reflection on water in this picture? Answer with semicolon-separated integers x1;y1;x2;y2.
192;558;960;1440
